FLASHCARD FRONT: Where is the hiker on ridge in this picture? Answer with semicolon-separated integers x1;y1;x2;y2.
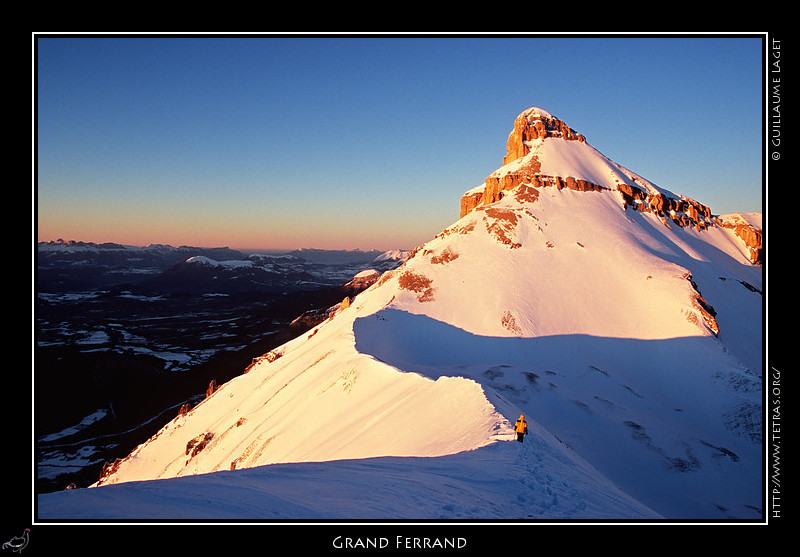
515;414;528;443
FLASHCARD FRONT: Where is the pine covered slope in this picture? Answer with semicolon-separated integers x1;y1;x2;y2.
38;107;762;520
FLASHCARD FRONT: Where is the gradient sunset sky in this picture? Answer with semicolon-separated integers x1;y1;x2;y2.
35;34;764;253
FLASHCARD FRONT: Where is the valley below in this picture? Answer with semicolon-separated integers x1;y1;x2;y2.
35;242;405;494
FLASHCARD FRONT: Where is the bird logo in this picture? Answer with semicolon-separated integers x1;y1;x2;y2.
2;529;29;553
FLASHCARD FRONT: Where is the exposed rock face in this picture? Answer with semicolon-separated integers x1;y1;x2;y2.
430;247;460;265
460;108;603;218
185;432;214;457
461;159;608;218
246;348;283;373
718;215;763;265
460;189;485;218
479;206;524;249
97;458;123;484
206;379;217;398
617;182;714;232
459;107;762;267
397;269;435;302
503;107;586;165
686;273;719;336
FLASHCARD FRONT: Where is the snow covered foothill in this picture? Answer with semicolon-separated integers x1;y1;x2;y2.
37;107;762;522
184;255;254;269
371;249;412;263
38;434;660;520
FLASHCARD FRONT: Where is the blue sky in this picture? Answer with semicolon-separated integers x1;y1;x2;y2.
36;34;764;252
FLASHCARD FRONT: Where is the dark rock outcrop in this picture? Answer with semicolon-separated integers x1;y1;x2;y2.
185;432;214;457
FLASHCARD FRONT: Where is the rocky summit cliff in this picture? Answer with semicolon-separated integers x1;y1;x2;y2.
461;107;762;264
39;107;763;521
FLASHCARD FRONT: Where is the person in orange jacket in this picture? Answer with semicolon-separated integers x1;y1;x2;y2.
515;414;528;443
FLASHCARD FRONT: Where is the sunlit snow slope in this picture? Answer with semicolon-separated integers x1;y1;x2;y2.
38;107;762;520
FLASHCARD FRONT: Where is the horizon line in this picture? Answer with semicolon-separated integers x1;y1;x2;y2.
36;238;412;254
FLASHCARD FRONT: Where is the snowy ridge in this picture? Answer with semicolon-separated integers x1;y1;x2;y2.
372;249;412;263
185;255;254;268
38;107;762;520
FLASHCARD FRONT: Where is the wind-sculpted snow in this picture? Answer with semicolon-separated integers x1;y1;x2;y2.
80;291;514;489
353;308;762;518
38;440;660;520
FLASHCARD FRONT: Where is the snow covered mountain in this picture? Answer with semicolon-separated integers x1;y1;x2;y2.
37;107;763;521
141;250;404;295
36;240;247;292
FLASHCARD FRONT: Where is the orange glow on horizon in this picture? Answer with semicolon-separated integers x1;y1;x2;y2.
36;219;429;253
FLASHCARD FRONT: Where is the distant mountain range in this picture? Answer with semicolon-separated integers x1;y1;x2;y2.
37;240;409;294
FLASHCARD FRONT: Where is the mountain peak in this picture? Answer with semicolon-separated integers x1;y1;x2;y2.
459;107;762;264
503;107;586;165
461;106;687;220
